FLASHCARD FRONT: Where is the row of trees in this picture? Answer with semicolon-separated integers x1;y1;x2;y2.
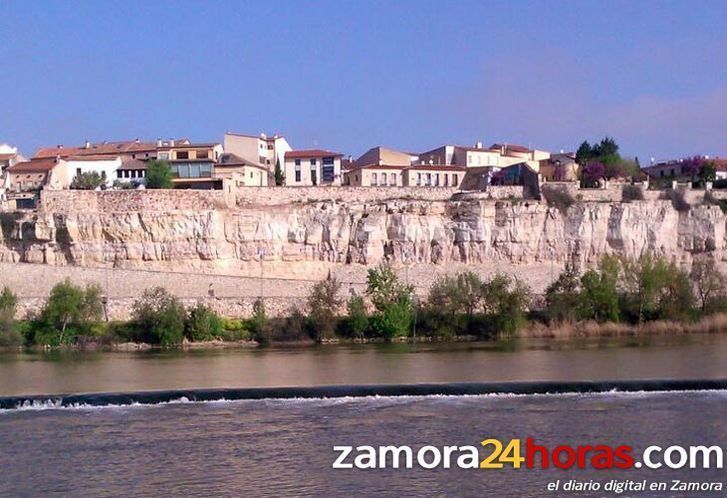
544;255;726;325
575;137;642;186
3;256;727;348
70;160;174;190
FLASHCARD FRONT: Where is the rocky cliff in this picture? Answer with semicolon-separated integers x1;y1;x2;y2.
0;190;723;278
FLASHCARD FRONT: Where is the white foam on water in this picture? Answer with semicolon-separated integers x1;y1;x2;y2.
2;388;726;414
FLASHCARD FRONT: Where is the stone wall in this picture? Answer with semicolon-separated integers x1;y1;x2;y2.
234;186;459;206
40;189;227;212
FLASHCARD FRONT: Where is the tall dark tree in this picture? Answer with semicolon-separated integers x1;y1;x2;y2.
274;158;284;186
575;141;592;166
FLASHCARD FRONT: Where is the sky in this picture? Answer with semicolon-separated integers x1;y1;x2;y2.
1;0;725;162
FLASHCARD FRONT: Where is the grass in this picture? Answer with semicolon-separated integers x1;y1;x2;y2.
518;313;727;339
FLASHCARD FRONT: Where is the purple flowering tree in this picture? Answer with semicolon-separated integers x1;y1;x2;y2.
582;161;606;187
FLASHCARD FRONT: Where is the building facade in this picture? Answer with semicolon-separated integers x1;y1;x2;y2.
284;150;343;186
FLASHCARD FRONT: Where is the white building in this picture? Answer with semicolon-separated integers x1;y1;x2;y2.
65;155;122;188
284;149;343;186
223;132;292;180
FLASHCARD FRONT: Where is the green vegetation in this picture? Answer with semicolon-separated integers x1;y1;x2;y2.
145;160;174;189
70;171;106;190
274;158;284;186
542;188;575;212
130;287;186;345
5;254;727;350
0;286;21;347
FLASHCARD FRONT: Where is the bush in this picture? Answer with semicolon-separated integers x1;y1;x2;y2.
249;298;270;346
131;287;186;345
337;295;369;339
28;279;104;346
71;171;106;190
0;286;21;347
307;275;342;341
145;160;174;189
622;184;644;202
542;188;575;213
366;264;414;339
185;303;223;342
703;191;727;213
668;189;690;212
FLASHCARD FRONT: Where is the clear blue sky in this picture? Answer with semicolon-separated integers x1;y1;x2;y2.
2;0;725;162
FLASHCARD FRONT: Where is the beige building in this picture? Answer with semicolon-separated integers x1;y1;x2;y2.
284;149;343;186
419;142;550;172
345;163;465;187
155;139;223;189
6;158;69;208
215;153;269;187
539;153;579;182
355;146;417;167
223;132;292;179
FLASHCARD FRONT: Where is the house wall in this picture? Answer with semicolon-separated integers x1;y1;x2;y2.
284;157;342;186
65;158;122;187
346;167;403;187
223;134;267;165
403;169;464;188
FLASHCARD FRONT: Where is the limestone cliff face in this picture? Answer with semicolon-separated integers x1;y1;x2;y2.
0;197;724;276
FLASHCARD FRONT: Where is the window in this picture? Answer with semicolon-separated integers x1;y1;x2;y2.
390;174;396;186
295;163;301;182
417;173;421;186
267;145;273;150
158;152;170;160
311;163;317;185
76;168;82;176
195;150;209;159
381;173;387;185
322;157;335;183
310;159;317;166
117;170;123;179
176;151;189;160
426;173;431;186
444;174;449;187
435;174;440;186
453;174;458;185
372;173;377;185
295;159;301;166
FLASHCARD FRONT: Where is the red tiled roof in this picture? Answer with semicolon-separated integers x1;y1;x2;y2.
34;140;157;159
7;158;58;173
285;149;342;159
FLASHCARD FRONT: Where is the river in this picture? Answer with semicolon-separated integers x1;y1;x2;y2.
1;335;727;496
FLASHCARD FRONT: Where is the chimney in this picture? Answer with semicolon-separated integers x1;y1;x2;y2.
169;138;175;147
135;138;140;144
475;141;483;149
84;140;90;149
57;144;63;149
260;133;267;140
157;138;162;147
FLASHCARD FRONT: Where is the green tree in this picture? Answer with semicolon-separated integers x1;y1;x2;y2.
71;171;106;190
0;286;21;347
691;259;727;313
575;141;592;167
145;160;174;189
250;298;269;346
545;262;581;322
579;256;620;322
274;158;284;186
480;274;530;335
366;263;414;339
34;279;104;345
131;287;186;345
185;302;223;342
342;295;369;339
307;275;342;341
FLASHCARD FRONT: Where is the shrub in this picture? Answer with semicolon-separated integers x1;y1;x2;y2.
622;184;644;202
703;191;727;213
481;274;530;335
307;275;342;341
131;287;186;345
337;295;369;339
544;262;581;323
71;171;106;190
185;303;223;342
219;317;251;342
542;188;575;213
668;189;690;212
366;263;414;339
0;286;21;348
29;279;104;346
249;298;270;346
690;259;727;314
